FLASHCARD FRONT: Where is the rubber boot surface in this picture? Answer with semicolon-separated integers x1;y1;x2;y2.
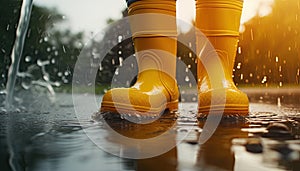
196;0;249;116
101;0;178;116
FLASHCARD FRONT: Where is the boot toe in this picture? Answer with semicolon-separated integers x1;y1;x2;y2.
101;88;169;115
198;88;249;115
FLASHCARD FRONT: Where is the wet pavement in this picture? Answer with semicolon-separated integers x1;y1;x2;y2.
0;88;300;171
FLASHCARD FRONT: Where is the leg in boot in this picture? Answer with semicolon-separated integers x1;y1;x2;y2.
195;0;249;116
101;0;179;116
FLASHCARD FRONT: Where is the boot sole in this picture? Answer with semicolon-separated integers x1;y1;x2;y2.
101;100;178;116
198;104;249;116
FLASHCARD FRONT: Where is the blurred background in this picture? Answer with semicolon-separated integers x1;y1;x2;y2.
1;1;300;171
0;0;299;94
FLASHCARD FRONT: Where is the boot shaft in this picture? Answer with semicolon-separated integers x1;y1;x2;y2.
195;0;243;88
127;0;177;79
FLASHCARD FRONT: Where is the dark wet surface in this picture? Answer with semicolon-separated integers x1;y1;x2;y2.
0;88;300;171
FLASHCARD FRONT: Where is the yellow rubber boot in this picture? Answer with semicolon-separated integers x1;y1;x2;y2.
101;0;179;116
195;0;249;116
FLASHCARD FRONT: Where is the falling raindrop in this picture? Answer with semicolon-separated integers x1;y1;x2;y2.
250;29;254;40
238;47;242;54
237;62;241;69
185;68;189;73
118;35;123;43
261;76;267;84
62;45;66;53
275;56;279;63
119;57;123;67
256;49;260;54
112;59;115;65
279;66;282;72
185;76;190;82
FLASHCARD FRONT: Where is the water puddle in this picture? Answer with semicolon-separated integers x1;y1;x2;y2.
1;91;299;171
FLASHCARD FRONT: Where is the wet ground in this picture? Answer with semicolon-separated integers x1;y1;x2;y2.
0;88;300;171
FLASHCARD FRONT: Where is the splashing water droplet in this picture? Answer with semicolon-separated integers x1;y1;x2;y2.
192;97;197;102
5;0;33;108
64;71;69;76
99;64;103;71
25;56;31;62
115;68;119;75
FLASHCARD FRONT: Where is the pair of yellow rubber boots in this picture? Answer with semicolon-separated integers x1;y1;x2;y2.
101;0;249;117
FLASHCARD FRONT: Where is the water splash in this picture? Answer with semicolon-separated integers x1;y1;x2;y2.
5;0;33;109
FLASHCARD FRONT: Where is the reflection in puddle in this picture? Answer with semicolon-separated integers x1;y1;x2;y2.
1;92;300;171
